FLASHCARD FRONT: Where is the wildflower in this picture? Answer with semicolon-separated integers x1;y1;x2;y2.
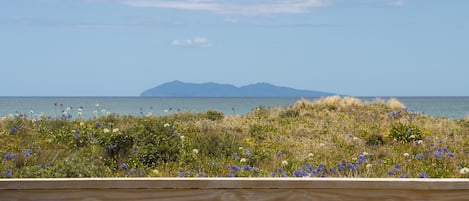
192;149;199;154
112;128;119;133
403;153;410;158
95;122;101;128
180;135;185;140
244;150;252;158
433;151;443;159
73;130;80;139
415;153;424;160
276;150;283;157
164;123;170;128
308;153;314;158
242;165;251;171
240;158;247;163
232;152;239;160
336;164;346;172
10;127;17;134
281;160;289;166
418;172;427;178
95;104;100;108
79;122;85;127
230;165;241;173
319;143;325;147
366;164;373;170
4;169;12;178
239;147;243;150
119;163;129;169
103;128;110;133
23;149;33;158
414;140;423;145
346;163;357;171
178;172;185;177
3;153;15;161
460;167;469;174
293;170;307;177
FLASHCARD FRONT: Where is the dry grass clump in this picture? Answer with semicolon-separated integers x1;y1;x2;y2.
387;98;405;109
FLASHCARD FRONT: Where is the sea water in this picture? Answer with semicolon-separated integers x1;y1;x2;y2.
0;97;468;119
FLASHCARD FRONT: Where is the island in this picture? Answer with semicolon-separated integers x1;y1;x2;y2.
140;80;336;97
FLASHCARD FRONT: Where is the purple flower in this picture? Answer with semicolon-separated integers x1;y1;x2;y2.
270;172;276;177
337;164;346;172
293;170;307;177
74;130;80;139
276;150;283;157
95;122;101;128
418;172;427;178
244;150;253;158
433;151;443;159
346;163;356;171
230;165;240;173
10;127;17;134
3;153;15;161
4;169;12;178
232;152;239;160
23;149;33;158
242;165;251;171
119;163;129;169
415;153;424;160
178;172;185;177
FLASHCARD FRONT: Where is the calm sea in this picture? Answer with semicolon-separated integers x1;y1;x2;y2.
0;97;468;119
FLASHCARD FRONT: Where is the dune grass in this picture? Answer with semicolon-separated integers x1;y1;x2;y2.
1;96;469;178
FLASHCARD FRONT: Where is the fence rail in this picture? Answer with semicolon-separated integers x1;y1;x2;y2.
1;178;469;201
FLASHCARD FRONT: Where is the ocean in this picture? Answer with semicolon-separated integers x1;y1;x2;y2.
0;97;468;119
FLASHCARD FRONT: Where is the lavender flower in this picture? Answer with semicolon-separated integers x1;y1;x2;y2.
119;163;129;169
418;172;427;178
4;169;12;178
23;149;33;158
3;153;15;161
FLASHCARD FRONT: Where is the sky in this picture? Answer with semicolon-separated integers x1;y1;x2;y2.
1;0;468;96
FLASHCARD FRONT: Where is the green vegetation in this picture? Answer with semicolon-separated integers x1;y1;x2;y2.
1;97;469;178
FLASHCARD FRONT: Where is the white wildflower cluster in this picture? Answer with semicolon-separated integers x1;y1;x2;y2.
460;167;469;175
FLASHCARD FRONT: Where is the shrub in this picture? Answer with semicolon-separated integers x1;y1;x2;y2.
388;123;423;143
204;110;224;121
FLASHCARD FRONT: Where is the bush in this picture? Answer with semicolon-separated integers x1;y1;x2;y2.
388;123;423;143
204;110;224;121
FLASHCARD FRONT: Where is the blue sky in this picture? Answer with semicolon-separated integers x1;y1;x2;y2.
1;0;468;96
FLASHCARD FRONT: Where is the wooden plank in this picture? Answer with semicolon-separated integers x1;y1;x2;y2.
1;178;469;201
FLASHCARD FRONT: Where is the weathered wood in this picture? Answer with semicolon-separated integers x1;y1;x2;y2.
1;178;469;201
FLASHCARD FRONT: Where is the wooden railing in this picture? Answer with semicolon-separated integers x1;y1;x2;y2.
1;178;469;201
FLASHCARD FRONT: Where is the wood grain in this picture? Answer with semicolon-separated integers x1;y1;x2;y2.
1;178;469;201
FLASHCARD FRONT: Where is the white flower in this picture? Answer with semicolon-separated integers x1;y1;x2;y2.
403;153;410;157
239;147;244;150
112;128;120;133
240;158;247;163
31;119;37;123
95;104;100;108
29;110;34;114
106;112;111;116
366;164;373;170
103;128;110;133
319;143;325;147
79;122;85;127
164;123;170;128
77;111;83;116
460;167;469;174
146;112;153;117
308;153;314;158
415;140;423;145
362;152;369;156
353;137;360;141
192;149;199;154
282;160;288;166
180;135;185;140
101;109;107;114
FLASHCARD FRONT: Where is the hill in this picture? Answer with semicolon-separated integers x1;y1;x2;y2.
140;81;335;97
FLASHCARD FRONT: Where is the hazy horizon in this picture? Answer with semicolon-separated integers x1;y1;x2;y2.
1;0;468;97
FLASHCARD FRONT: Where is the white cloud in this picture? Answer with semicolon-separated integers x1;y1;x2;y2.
388;0;405;7
171;37;213;47
117;0;329;15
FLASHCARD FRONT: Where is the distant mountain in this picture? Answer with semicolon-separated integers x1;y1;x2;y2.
140;81;335;97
